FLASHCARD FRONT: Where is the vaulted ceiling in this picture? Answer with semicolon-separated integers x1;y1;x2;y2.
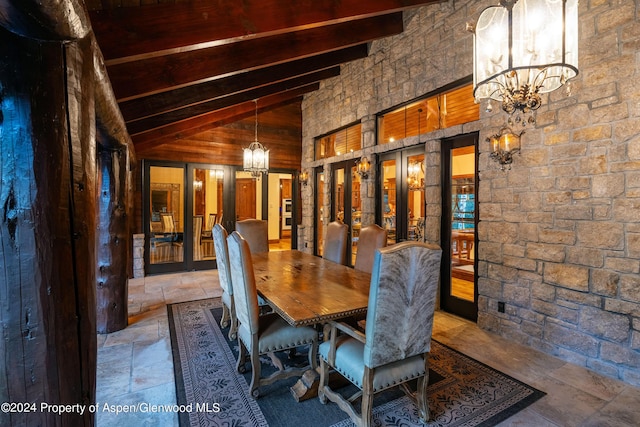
87;0;442;152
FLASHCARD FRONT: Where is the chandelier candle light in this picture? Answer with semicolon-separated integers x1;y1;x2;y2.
243;99;270;177
470;0;579;130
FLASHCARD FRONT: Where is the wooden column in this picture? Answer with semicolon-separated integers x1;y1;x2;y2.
0;28;96;426
96;144;129;333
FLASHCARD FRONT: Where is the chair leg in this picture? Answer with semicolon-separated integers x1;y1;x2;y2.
249;344;262;398
318;359;328;404
308;341;318;370
360;368;375;427
236;340;247;373
220;304;230;328
416;358;430;423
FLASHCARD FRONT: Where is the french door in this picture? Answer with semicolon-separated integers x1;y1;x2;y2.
330;160;362;266
378;146;426;244
144;161;233;275
441;133;478;321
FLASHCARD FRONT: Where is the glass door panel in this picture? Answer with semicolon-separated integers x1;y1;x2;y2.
378;146;424;243
381;158;397;245
351;164;362;266
149;165;185;268
315;168;326;257
194;168;224;262
441;134;478;321
330;160;357;265
406;153;425;241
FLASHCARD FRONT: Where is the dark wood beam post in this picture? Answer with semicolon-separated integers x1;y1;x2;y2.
0;27;96;426
96;144;129;334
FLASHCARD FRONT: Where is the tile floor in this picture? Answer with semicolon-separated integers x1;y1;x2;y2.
96;270;640;426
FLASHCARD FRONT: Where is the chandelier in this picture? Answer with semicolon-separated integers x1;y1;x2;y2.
243;99;270;177
470;0;579;129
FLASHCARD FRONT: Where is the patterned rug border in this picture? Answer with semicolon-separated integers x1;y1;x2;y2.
168;298;545;427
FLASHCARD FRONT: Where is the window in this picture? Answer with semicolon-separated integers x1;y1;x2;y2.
377;84;478;145
314;122;362;160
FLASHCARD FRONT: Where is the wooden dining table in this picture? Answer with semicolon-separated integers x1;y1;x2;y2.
251;250;372;401
251;250;372;327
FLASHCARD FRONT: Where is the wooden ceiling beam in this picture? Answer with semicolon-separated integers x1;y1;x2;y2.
131;85;315;148
126;69;335;135
107;14;403;101
119;45;367;122
89;0;441;60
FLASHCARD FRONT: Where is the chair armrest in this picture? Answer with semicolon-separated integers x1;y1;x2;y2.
324;320;366;366
331;320;366;344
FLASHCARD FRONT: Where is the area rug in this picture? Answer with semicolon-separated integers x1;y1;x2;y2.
168;298;545;427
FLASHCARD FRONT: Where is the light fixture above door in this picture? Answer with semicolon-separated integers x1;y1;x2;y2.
243;99;270;177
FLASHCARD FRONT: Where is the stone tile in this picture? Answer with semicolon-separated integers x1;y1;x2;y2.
103;323;160;347
95;383;177;427
495;407;561;426
526;375;606;427
162;284;208;304
548;361;627;402
96;343;132;400
131;338;174;392
581;387;640;427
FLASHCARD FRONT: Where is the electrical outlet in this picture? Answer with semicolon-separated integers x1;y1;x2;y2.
498;301;505;313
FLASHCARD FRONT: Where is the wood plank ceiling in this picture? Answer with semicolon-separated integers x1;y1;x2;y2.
87;0;442;155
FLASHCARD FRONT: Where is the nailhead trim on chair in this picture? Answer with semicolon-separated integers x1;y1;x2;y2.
262;339;316;353
320;354;425;392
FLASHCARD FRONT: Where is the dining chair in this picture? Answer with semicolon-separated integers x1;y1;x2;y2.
323;220;349;265
235;219;269;254
213;224;238;340
227;231;318;398
318;241;442;427
353;224;388;273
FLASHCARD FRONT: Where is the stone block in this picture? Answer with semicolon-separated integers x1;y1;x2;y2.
543;262;589;291
632;331;640;351
532;283;556;302
557;288;602;307
592;174;625;198
539;229;575;245
577;222;624;250
627;233;640;258
526;243;565;262
601;341;640;369
532;299;578;324
503;282;531;307
590;269;620;296
604;256;639;274
620;274;640;303
579;306;630;343
133;269;144;279
613;199;640;222
544;321;599;357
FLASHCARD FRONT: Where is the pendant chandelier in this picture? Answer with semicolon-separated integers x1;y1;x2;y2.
470;0;579;129
243;99;270;177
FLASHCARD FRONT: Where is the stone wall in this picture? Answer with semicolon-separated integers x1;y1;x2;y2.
300;0;640;386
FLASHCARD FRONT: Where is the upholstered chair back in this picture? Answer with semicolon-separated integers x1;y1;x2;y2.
323;221;349;265
227;231;261;336
363;241;442;368
235;219;269;254
213;224;232;296
354;224;388;273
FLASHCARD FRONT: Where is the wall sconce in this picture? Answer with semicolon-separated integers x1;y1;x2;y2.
488;128;521;170
407;160;424;191
299;170;309;186
193;179;203;191
355;156;371;179
469;0;579;128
